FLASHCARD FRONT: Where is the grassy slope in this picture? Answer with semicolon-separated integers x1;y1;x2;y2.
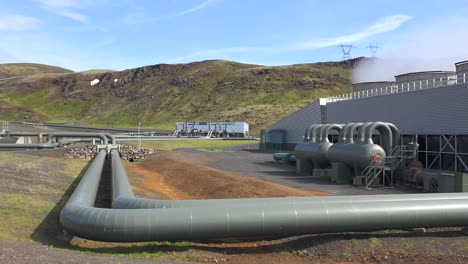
0;63;72;78
130;139;257;151
0;59;355;132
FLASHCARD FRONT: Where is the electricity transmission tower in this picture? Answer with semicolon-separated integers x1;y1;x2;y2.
367;43;379;57
339;43;355;61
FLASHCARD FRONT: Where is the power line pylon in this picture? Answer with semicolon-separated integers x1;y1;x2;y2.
339;43;355;61
367;43;379;58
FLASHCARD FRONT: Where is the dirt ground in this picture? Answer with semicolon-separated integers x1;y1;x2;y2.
0;148;467;264
125;151;329;199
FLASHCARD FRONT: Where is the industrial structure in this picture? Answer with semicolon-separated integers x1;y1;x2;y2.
175;121;249;138
263;60;468;192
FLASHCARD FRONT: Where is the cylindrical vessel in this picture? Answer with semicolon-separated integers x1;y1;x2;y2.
327;143;386;171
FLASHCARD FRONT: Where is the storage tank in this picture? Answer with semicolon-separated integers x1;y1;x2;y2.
327;143;386;172
395;71;456;89
295;124;342;170
455;60;468;84
327;122;394;174
352;81;395;93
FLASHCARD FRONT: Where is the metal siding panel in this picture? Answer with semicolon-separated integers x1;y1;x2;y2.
270;100;322;143
326;84;468;134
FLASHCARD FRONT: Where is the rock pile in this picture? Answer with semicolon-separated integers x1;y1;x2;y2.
120;145;155;162
64;145;97;159
64;145;155;162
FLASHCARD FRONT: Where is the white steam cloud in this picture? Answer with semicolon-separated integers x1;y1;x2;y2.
352;16;468;83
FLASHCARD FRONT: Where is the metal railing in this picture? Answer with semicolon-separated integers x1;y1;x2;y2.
326;74;467;103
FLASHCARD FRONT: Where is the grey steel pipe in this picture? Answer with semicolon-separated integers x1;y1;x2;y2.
320;124;343;143
346;123;364;144
338;123;353;143
356;122;373;144
309;124;324;143
61;149;468;242
0;142;60;149
111;147;468;209
385;122;400;149
47;132;109;144
304;124;320;141
364;122;393;154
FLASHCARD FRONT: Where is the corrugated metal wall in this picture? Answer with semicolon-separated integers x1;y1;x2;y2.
269;100;322;143
326;84;468;134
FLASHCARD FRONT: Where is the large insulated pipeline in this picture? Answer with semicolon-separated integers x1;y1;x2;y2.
46;132;112;145
0;142;60;149
1;131;116;149
61;149;468;242
111;149;468;209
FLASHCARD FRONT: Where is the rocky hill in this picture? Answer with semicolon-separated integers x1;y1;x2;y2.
0;59;360;132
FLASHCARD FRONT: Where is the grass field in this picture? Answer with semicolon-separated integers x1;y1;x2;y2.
127;139;257;151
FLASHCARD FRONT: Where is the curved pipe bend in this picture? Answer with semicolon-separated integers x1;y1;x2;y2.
320;124;343;143
60;150;468;242
364;122;393;154
346;123;364;144
304;124;320;142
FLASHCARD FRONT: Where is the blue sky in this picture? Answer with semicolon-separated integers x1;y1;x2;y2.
1;0;468;71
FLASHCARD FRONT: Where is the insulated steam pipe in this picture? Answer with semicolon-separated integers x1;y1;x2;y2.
61;149;468;242
0;142;60;149
111;147;468;209
47;132;109;144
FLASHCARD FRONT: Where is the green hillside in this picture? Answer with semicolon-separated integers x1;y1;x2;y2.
0;63;72;78
0;59;358;132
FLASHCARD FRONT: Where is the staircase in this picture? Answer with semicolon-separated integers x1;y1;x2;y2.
359;145;414;189
205;129;214;138
172;130;180;137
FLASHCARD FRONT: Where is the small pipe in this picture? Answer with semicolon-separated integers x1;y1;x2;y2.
309;125;324;143
321;124;343;143
356;122;373;144
385;123;400;149
364;122;393;154
304;124;320;141
338;123;353;143
346;123;364;144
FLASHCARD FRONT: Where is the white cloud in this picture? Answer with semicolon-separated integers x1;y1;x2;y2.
174;0;216;17
0;15;43;31
293;15;412;50
122;0;217;25
37;0;87;9
59;11;89;23
36;0;94;23
168;14;412;63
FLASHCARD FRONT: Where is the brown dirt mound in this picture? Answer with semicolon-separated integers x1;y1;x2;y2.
125;152;329;200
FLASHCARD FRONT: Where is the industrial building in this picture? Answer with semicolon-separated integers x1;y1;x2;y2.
175;121;249;137
262;60;468;192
